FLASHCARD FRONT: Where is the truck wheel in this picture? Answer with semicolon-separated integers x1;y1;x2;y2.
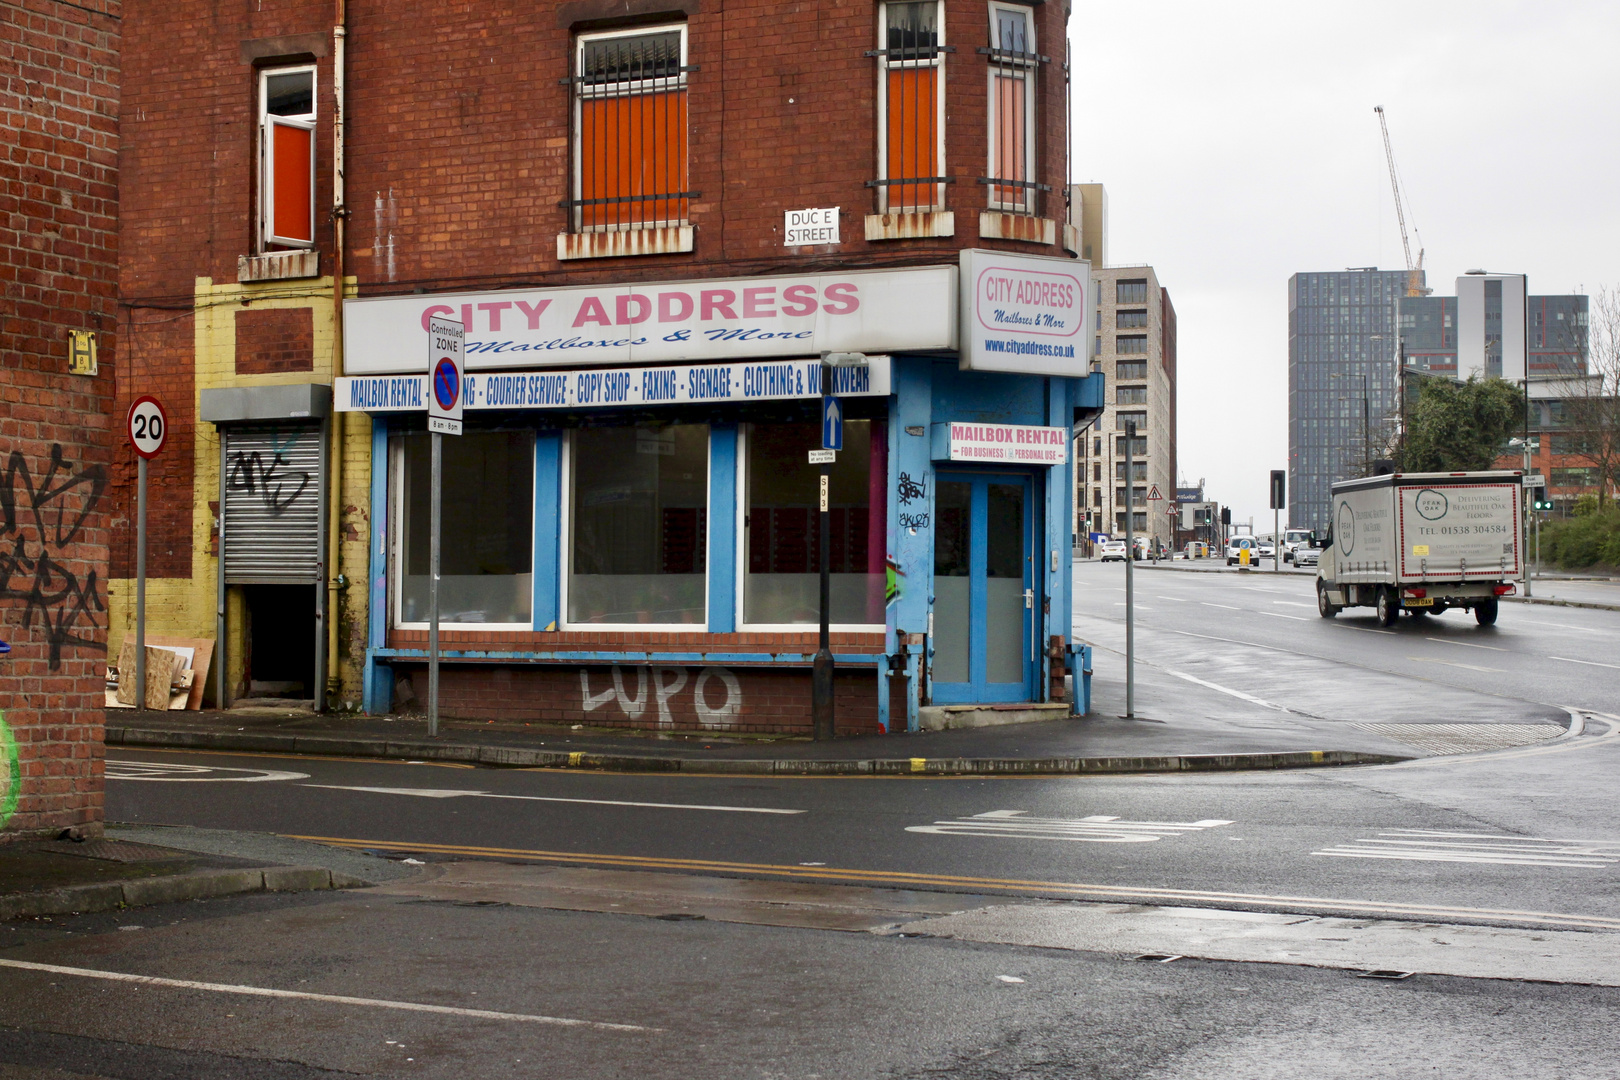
1317;580;1339;618
1376;586;1399;627
1475;599;1499;626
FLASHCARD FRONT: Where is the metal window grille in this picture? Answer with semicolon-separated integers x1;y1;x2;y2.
568;27;693;232
874;2;944;213
982;6;1040;214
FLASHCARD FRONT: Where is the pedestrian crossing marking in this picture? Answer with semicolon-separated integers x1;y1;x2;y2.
907;811;1234;843
1313;829;1620;868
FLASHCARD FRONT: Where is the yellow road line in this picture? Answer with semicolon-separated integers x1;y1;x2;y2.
108;747;476;768
288;835;1620;931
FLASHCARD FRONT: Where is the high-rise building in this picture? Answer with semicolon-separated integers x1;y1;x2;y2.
1078;266;1178;549
1400;289;1587;377
1287;268;1415;530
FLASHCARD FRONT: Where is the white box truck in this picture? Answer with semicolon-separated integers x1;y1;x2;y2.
1315;471;1524;626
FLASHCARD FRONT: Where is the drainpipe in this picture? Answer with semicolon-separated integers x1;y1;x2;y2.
326;1;348;710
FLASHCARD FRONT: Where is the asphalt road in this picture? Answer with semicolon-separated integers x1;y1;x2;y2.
1073;561;1620;720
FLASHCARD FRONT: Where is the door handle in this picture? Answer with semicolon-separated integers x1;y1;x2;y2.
1023;589;1034;609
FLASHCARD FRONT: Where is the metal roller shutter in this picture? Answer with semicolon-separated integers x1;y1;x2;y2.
222;425;324;584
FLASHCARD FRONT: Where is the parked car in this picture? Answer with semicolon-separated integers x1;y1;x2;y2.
1099;540;1129;563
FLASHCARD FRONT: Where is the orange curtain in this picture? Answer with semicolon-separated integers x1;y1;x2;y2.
579;90;688;229
269;120;314;243
993;72;1027;207
885;67;938;211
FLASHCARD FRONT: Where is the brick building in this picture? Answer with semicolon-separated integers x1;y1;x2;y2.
1;0;119;838
116;0;1102;733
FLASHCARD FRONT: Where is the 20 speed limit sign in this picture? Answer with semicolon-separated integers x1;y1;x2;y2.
127;395;167;459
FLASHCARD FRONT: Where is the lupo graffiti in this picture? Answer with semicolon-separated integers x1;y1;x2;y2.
579;666;743;728
1;445;107;669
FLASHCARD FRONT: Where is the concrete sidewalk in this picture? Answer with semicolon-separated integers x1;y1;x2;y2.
105;705;1427;776
0;828;404;923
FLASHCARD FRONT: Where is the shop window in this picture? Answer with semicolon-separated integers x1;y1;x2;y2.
985;3;1037;213
876;1;945;212
395;431;534;627
259;66;316;249
567;424;708;626
571;25;690;232
744;421;887;627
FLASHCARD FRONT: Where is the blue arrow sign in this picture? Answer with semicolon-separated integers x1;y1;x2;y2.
822;395;843;451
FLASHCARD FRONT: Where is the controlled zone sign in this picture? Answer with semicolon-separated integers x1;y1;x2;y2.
428;316;464;435
127;395;167;459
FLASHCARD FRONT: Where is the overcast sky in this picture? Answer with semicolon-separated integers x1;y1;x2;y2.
1069;1;1620;529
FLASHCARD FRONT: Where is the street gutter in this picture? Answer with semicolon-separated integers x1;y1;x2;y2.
104;725;1407;775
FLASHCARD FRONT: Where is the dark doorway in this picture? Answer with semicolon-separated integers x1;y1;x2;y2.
243;585;317;699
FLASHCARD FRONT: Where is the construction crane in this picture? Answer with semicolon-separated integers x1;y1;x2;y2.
1374;105;1429;297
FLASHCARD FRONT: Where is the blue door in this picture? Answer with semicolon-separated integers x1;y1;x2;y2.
930;473;1036;703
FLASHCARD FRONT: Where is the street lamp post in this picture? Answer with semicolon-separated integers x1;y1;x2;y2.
1330;370;1371;474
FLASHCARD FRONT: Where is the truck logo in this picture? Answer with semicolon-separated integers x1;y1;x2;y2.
1337;501;1355;554
1414;489;1449;521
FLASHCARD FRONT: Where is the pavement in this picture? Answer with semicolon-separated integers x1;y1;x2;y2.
0;826;405;924
106;705;1413;776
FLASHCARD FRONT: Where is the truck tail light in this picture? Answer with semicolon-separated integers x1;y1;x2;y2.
1403;588;1427;600
1493;584;1516;596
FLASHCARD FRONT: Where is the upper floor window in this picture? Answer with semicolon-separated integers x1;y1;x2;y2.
1115;360;1147;380
877;2;945;212
259;66;316;250
1117;279;1148;304
1115;386;1147;405
1116;334;1148;355
985;3;1037;213
572;25;689;233
1117;309;1148;328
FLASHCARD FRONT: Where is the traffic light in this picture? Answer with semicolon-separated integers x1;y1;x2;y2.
1220;507;1232;526
1533;498;1554;512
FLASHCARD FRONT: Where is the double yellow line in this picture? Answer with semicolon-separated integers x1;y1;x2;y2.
287;834;1620;932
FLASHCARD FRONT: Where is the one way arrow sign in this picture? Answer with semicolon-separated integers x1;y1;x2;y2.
822;394;843;450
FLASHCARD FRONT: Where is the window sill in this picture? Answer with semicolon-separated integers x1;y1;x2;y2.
864;211;955;241
979;211;1058;246
238;249;320;283
557;225;694;260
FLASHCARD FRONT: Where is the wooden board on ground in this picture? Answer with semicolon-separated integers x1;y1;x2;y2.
107;636;214;710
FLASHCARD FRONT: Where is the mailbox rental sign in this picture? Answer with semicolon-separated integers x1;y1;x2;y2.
959;248;1091;377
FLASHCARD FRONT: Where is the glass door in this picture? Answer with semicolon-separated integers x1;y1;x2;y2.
931;473;1035;703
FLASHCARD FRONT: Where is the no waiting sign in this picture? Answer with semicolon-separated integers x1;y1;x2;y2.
428;315;464;436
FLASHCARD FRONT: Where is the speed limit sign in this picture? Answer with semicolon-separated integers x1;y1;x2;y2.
127;395;167;459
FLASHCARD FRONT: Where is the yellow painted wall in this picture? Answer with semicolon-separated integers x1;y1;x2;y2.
107;276;373;707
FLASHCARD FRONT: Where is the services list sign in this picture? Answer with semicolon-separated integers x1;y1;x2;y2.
959;248;1090;377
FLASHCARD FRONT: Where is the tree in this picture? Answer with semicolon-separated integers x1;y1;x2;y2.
1396;376;1525;472
1557;286;1620;507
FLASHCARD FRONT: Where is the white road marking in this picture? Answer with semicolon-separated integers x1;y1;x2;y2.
1405;656;1503;673
1164;670;1293;713
1549;655;1620;671
1313;829;1620;869
907;810;1234;843
1424;637;1508;652
1259;611;1308;622
1273;601;1315;608
0;958;657;1032
1332;623;1396;635
1156;596;1189;602
1201;602;1240;610
301;785;806;814
107;761;309;783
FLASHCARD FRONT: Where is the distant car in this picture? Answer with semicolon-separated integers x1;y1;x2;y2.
1293;545;1319;568
1281;528;1313;563
1225;536;1259;565
1099;540;1128;562
1258;541;1276;559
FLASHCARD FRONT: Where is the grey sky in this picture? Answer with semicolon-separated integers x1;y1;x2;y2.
1070;1;1620;529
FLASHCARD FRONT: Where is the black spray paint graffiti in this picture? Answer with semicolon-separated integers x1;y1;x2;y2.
896;472;925;506
898;512;929;530
1;445;108;669
228;450;311;515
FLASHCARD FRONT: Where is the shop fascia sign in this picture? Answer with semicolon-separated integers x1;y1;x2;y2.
335;357;892;414
930;421;1070;465
959;248;1092;377
343;265;956;375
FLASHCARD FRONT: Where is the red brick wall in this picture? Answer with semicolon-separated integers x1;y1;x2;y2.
405;663;883;736
235;307;314;374
1;0;120;838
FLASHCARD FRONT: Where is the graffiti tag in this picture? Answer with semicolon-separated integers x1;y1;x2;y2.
579;665;742;728
227;450;311;515
896;472;925;506
1;445;107;669
898;512;929;530
0;713;17;829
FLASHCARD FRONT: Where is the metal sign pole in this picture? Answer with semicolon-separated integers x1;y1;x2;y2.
812;361;836;741
429;429;441;737
1124;421;1135;719
136;455;147;710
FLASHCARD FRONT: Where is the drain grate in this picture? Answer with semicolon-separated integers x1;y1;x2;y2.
1133;954;1184;963
1356;969;1415;980
1355;723;1562;756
